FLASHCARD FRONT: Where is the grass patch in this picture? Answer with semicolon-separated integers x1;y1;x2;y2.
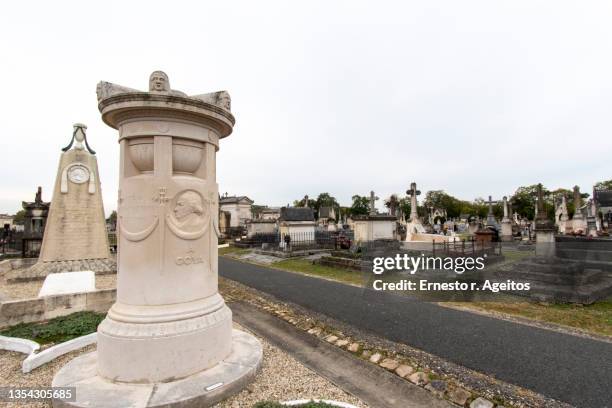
499;249;533;263
271;259;362;286
219;246;250;256
0;311;105;344
447;300;612;337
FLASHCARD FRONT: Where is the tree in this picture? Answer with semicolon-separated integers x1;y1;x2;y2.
398;197;411;218
251;205;266;218
293;197;317;209
384;194;400;216
315;193;339;211
13;210;26;224
510;185;555;221
595;179;612;190
107;210;117;225
348;195;369;216
424;190;464;219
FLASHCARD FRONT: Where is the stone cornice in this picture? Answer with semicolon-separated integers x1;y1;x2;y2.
98;93;235;138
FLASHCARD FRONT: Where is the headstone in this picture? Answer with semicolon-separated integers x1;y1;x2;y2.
556;194;570;234
52;71;262;407
38;271;95;297
403;182;426;239
534;183;556;256
369;190;379;216
25;124;115;280
485;195;499;228
500;196;512;241
572;185;587;233
352;190;396;243
587;199;598;237
407;182;420;222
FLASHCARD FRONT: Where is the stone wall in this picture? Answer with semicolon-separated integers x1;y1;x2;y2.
0;289;115;329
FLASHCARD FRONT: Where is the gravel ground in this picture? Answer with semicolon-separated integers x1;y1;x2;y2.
0;273;116;301
0;345;95;408
0;274;42;300
0;325;365;408
216;326;366;408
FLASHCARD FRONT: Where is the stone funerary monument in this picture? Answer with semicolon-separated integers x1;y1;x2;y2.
52;72;262;407
23;124;114;281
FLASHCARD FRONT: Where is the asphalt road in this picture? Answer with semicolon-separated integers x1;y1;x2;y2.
220;257;612;408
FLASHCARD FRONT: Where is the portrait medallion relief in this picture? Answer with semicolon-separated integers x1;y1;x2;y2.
166;190;211;240
68;165;90;184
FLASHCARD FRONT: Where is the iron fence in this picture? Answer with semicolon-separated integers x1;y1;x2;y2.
432;236;502;257
221;226;246;239
247;230;354;251
0;230;23;256
21;238;42;258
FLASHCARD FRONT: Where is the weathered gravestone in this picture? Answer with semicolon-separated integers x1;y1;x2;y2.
14;125;115;283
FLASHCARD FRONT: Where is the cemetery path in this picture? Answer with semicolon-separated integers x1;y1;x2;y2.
220;257;612;408
231;301;453;408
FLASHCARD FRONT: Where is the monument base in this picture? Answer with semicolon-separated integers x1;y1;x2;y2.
8;258;116;283
52;329;262;408
500;221;513;242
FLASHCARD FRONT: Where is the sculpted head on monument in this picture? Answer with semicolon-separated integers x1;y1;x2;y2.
149;70;170;92
217;91;231;111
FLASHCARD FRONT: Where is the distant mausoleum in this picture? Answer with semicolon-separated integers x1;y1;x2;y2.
278;207;316;248
219;194;254;227
21;186;50;257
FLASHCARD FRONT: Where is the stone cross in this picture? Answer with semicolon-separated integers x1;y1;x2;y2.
485;195;499;226
406;182;421;222
303;195;309;208
535;183;552;225
387;194;399;217
502;196;510;222
573;185;583;220
369;190;379;216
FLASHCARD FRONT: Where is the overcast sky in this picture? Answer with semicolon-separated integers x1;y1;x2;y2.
1;0;611;215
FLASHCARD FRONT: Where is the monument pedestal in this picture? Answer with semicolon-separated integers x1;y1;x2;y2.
500;220;513;242
52;330;262;408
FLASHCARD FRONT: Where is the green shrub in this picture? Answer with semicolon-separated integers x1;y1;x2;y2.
0;311;105;344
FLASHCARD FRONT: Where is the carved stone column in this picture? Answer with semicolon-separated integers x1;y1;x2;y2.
52;72;261;408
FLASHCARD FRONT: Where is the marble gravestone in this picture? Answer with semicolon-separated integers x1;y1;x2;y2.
403;182;426;239
24;124;115;280
500;196;513;241
534;183;556;256
38;271;95;297
52;72;262;408
571;185;587;233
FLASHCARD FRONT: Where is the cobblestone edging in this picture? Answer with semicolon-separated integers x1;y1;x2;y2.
220;278;572;408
